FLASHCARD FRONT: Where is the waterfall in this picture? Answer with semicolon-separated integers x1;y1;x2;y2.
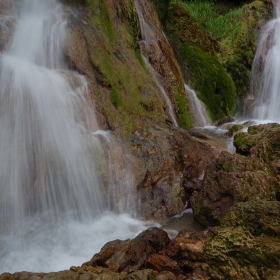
0;0;150;273
134;0;178;127
249;2;280;122
184;84;210;127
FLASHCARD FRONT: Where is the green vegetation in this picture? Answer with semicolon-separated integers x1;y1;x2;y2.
87;0;115;42
175;92;192;128
150;0;171;24
166;3;236;121
165;0;272;114
170;0;245;41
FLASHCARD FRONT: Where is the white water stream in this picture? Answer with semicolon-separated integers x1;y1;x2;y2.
249;1;280;122
184;84;210;127
0;0;155;273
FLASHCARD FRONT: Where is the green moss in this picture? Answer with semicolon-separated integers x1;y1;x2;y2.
248;125;261;135
165;0;272;114
175;92;192;128
87;0;115;42
134;48;146;69
110;88;122;107
166;3;236;122
230;124;243;133
233;132;250;147
150;0;171;24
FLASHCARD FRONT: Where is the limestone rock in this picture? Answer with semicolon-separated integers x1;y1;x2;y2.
205;201;280;280
83;226;213;280
130;125;217;219
83;227;170;272
191;123;280;226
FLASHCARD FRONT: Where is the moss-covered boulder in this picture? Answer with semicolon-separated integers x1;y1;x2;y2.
165;3;236;122
205;201;280;280
191;123;280;226
234;123;280;161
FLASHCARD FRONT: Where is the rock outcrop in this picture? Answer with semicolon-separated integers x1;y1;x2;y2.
61;0;218;219
82;227;213;280
131;125;217;218
205;201;280;280
191;123;280;226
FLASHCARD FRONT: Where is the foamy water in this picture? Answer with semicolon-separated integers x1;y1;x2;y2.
0;213;158;273
0;0;142;273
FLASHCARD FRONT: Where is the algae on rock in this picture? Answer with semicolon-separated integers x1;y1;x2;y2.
205;201;280;280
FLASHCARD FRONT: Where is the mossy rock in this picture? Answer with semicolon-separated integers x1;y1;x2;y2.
191;124;280;227
149;0;171;24
234;123;280;159
205;201;280;280
165;3;236;122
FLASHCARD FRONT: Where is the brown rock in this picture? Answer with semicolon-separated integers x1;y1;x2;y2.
191;124;280;226
131;125;217;219
147;254;182;274
83;227;170;273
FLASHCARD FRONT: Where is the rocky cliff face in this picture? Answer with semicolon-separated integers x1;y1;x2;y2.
1;0;279;279
62;0;219;219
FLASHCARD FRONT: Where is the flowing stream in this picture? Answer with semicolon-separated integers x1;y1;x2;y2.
249;2;280;122
184;84;210;127
0;0;154;273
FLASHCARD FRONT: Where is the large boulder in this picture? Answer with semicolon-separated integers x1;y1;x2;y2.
83;227;170;272
130;125;217;219
205;201;280;280
191;123;280;226
82;226;213;280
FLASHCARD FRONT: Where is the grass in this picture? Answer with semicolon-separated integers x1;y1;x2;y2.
170;0;245;41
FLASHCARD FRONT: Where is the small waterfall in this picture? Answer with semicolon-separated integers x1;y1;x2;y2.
249;2;280;122
184;84;210;127
0;0;147;273
134;0;178;127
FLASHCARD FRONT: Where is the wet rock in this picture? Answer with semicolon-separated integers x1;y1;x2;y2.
130;125;217;219
60;0;215;220
205;201;280;280
214;116;235;127
82;226;212;280
233;123;280;158
83;227;170;272
191;123;280;226
147;254;183;274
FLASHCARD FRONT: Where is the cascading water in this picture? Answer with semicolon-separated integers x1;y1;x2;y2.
134;0;178;127
184;84;210;127
249;2;280;122
0;0;153;273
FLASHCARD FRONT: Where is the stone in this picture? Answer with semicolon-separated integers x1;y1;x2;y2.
83;227;170;272
191;123;280;226
205;201;280;280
